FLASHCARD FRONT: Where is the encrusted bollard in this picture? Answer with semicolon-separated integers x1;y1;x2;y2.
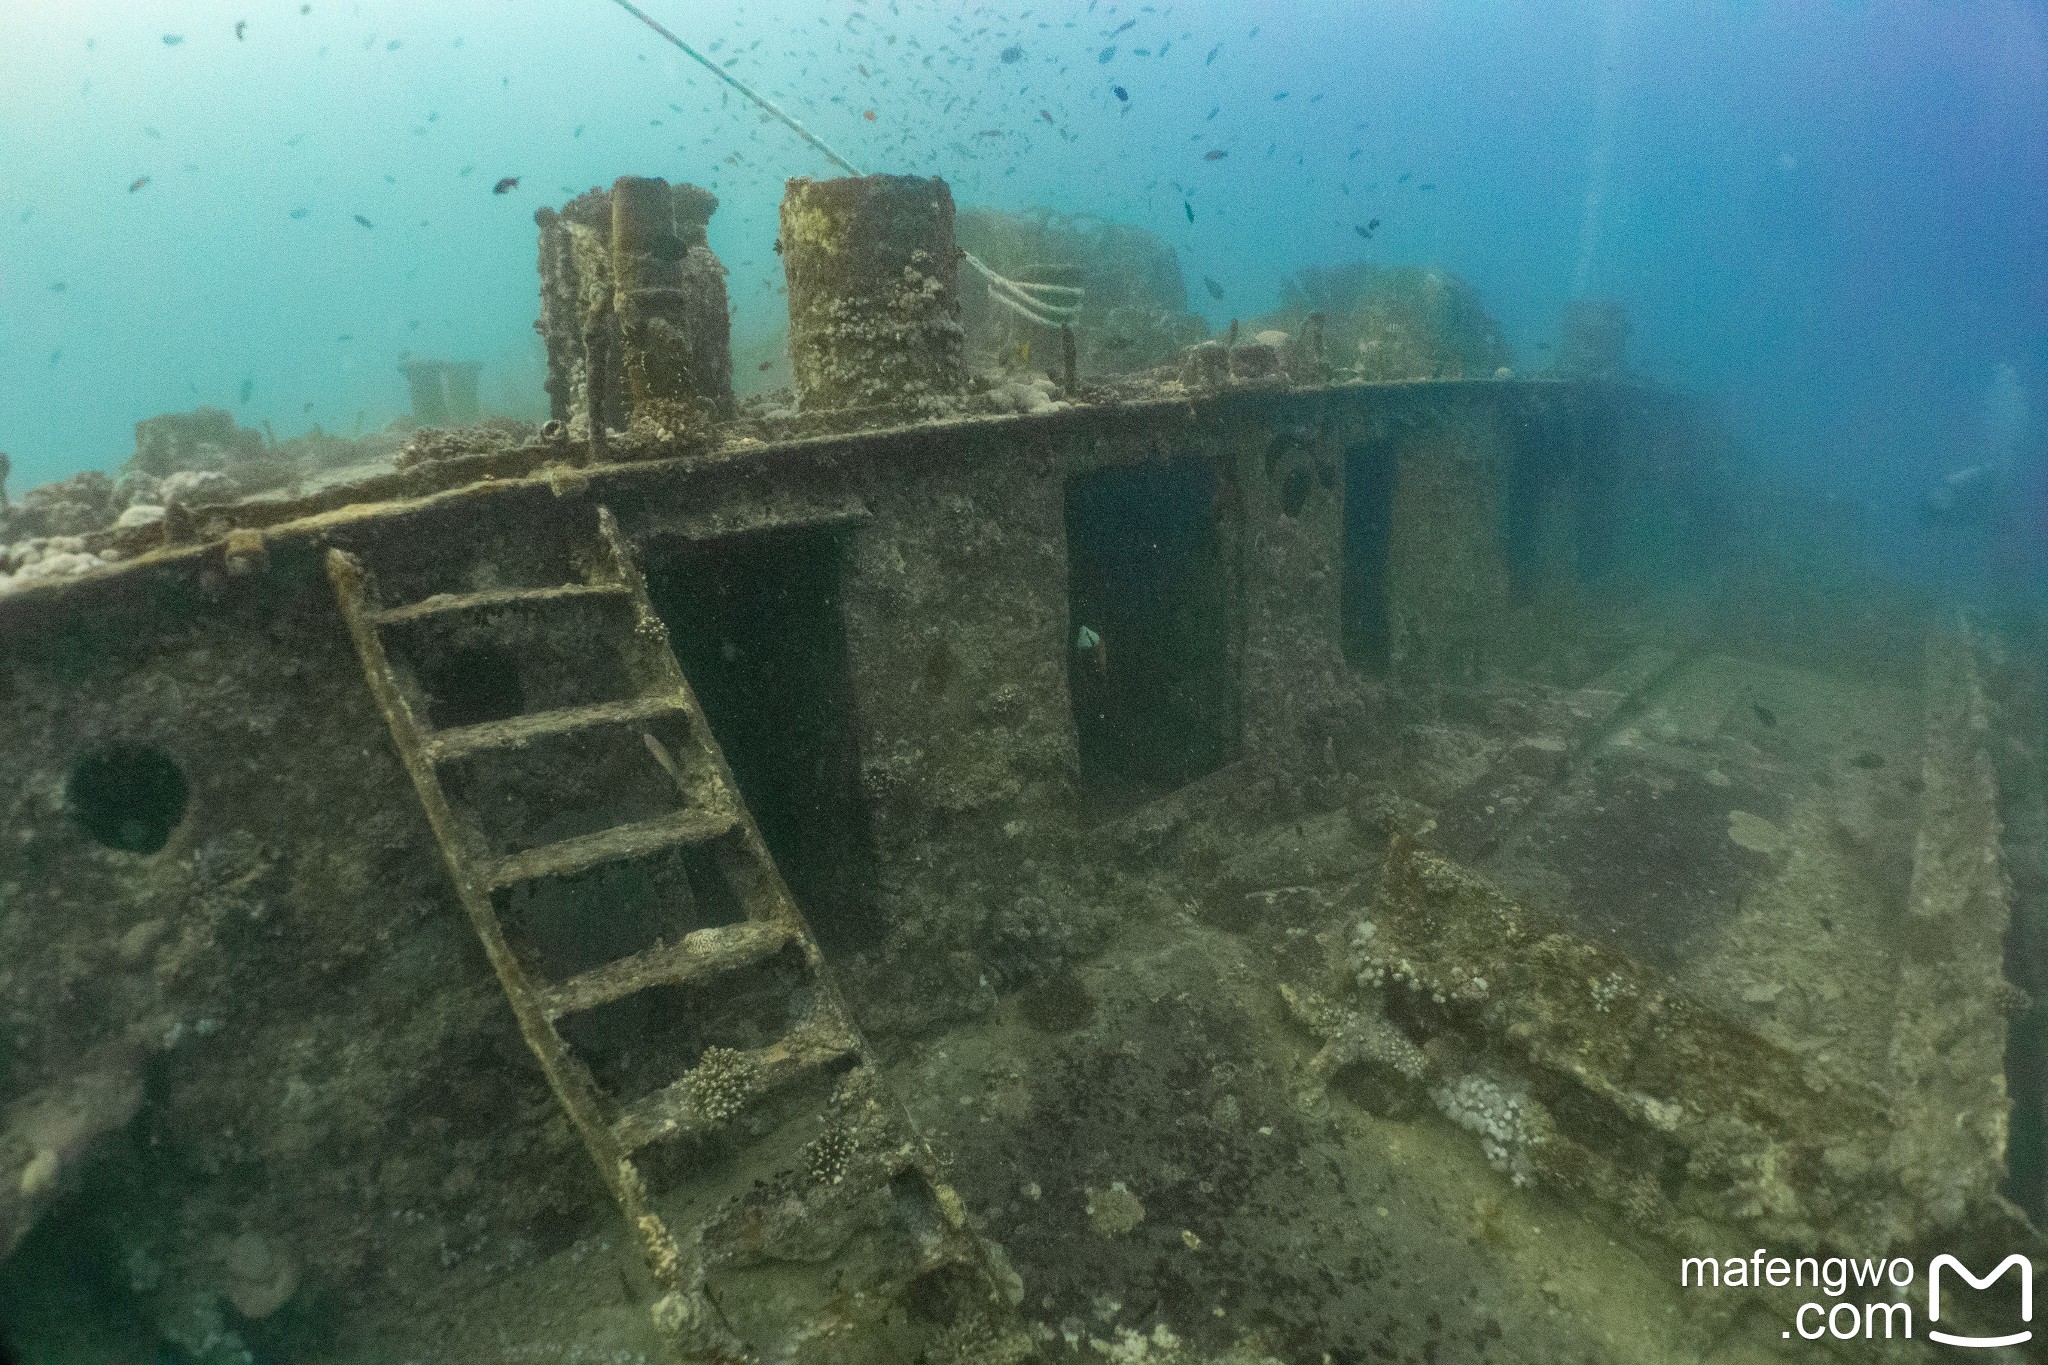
1180;340;1230;389
779;174;965;413
611;177;734;429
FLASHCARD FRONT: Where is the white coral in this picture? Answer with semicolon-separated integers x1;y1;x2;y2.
1432;1071;1544;1188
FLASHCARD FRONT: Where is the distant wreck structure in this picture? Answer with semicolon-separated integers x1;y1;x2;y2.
957;206;1208;376
1;171;2043;1364
534;177;735;444
398;360;483;426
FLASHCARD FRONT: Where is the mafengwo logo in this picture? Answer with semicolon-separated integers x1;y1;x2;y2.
1680;1250;2033;1347
1928;1255;2032;1350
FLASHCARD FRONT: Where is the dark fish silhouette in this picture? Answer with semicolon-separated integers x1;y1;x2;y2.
1040;109;1054;123
289;208;308;219
1112;85;1128;102
1204;149;1227;160
1354;218;1380;238
1205;43;1221;64
235;20;246;40
1398;171;1412;183
1000;44;1023;63
1203;276;1224;300
1752;704;1777;727
1184;200;1194;223
353;213;373;228
162;34;183;46
1098;45;1115;63
128;176;150;192
239;378;253;403
758;360;774;370
492;176;519;194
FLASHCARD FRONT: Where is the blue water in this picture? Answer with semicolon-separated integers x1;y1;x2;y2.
2;0;2043;550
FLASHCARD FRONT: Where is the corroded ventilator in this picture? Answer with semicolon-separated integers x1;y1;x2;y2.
600;0;1081;328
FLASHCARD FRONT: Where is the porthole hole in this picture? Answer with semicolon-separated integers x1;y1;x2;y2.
68;744;188;854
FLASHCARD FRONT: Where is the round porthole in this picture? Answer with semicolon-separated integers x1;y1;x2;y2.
68;744;189;854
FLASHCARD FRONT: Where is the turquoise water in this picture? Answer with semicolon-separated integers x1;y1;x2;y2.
3;1;2041;550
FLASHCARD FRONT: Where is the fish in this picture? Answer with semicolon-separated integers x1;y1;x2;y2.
1752;704;1777;728
758;360;774;371
1203;276;1224;300
49;281;66;292
1205;43;1221;64
163;34;183;46
239;378;254;403
1354;217;1380;238
863;109;876;120
1398;171;1412;183
1204;149;1227;160
128;176;150;192
1040;109;1054;123
1273;91;1289;100
235;20;246;40
1000;44;1023;63
353;213;373;228
1184;200;1194;223
492;176;519;194
1112;85;1128;102
1418;182;1436;191
1107;19;1135;36
289;207;308;219
978;129;1005;137
1098;45;1115;63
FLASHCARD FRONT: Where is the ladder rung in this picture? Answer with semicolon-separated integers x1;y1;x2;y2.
540;920;794;1020
427;695;694;763
371;582;627;627
611;1022;861;1153
488;808;737;890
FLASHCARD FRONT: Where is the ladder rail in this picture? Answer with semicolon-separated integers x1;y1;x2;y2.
594;508;822;955
327;509;1031;1356
327;547;648;1220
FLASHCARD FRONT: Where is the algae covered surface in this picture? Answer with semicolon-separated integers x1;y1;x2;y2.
2;3;2045;1364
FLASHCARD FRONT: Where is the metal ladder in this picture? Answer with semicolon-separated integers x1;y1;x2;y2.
326;506;1008;1357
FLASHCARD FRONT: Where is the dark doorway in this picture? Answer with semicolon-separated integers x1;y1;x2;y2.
1341;439;1398;673
1064;456;1238;808
643;528;880;954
